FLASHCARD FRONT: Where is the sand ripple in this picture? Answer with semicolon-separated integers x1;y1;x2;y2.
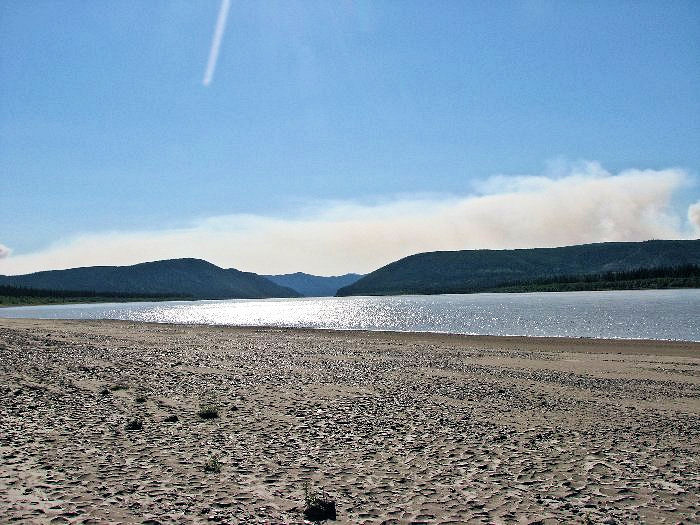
1;319;699;524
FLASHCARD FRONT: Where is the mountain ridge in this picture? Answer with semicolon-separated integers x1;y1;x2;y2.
0;258;300;299
336;240;700;296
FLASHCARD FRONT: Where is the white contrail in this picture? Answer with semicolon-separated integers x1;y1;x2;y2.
203;0;231;86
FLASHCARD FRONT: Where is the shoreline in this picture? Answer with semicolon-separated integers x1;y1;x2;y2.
1;284;698;309
2;318;699;523
1;317;700;354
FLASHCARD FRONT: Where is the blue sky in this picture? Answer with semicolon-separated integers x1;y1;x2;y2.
1;1;699;274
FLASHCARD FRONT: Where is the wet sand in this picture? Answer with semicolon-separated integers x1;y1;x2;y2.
1;318;699;524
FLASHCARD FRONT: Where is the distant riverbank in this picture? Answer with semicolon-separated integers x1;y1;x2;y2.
3;266;699;307
0;295;190;307
0;284;190;307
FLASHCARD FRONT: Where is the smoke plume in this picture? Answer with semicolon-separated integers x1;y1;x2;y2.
0;163;697;276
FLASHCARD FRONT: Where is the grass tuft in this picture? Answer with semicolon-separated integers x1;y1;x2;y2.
304;482;337;521
203;456;222;474
197;403;219;420
124;418;143;431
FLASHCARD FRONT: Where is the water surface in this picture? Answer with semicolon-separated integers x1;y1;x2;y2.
1;289;698;341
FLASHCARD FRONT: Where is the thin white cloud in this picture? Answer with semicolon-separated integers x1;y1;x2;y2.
202;0;231;86
0;244;11;259
1;163;697;276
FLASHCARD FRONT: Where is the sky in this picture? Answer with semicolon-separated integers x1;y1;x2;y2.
1;0;699;275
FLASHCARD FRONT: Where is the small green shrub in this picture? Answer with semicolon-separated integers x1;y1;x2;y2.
110;383;128;391
197;403;219;420
304;482;337;521
204;456;221;473
124;418;143;431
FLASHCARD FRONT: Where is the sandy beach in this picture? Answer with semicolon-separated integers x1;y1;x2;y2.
1;319;698;524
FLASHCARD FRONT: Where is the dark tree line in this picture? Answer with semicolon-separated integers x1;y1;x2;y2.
0;285;190;300
503;264;699;286
483;264;700;293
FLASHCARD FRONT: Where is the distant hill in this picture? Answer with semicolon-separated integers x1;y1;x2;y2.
336;240;700;296
0;258;300;299
264;272;363;297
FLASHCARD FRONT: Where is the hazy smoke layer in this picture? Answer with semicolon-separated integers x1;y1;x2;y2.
689;202;700;232
0;244;11;259
1;164;698;275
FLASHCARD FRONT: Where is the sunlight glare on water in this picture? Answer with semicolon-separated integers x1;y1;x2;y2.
1;289;698;341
